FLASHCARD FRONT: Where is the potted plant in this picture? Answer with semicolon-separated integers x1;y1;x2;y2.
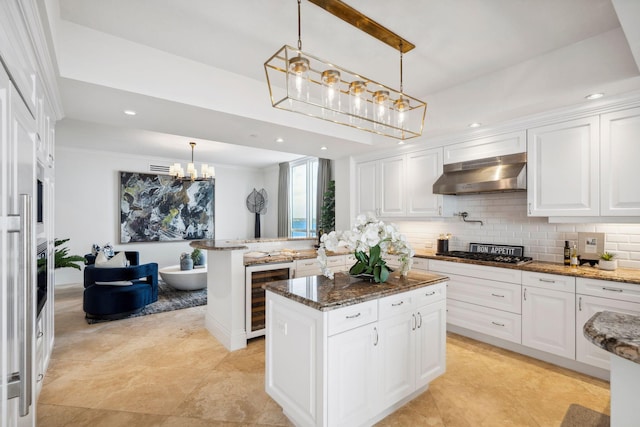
191;248;206;267
598;252;617;271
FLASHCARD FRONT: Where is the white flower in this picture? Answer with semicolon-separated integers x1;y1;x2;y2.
317;213;413;279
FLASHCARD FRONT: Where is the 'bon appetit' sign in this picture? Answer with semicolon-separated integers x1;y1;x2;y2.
469;243;524;257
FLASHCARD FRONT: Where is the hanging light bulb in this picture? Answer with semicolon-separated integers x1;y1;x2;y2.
373;90;390;130
394;96;410;129
321;69;341;118
349;80;367;124
287;0;309;103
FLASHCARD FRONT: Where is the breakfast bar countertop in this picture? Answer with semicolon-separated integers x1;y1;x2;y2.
583;311;640;364
262;270;449;311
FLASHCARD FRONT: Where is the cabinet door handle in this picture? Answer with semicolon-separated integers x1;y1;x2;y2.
528;203;532;215
578;296;582;311
412;314;416;331
425;291;436;297
391;301;404;307
602;287;623;293
491;293;505;298
492;321;505;327
417;312;423;328
345;312;361;319
539;278;555;283
438;205;442;216
373;327;378;346
523;288;527;301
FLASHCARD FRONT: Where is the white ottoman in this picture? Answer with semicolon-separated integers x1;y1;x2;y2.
159;265;207;290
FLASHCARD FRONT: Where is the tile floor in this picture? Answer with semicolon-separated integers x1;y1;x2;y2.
37;285;611;426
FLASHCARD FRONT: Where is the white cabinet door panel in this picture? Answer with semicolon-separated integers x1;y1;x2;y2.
356;161;378;215
527;117;599;216
576;294;640;370
328;323;378;427
601;107;640;216
379;156;405;217
406;148;443;217
378;313;415;408
522;286;575;359
416;300;446;388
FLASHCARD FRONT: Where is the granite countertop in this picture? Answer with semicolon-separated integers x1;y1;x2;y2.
190;237;316;252
263;270;448;311
583;311;640;364
414;249;640;286
243;248;350;266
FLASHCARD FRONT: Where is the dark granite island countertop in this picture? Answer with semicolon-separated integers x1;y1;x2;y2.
584;311;640;364
263;270;449;311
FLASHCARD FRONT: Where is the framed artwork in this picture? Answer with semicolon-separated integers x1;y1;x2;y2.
119;172;214;243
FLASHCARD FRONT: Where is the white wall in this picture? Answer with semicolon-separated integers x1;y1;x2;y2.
55;146;276;285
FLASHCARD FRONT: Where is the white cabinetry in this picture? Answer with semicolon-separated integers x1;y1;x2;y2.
576;278;640;370
266;282;446;427
295;255;347;278
527;117;600;216
443;130;526;164
429;260;522;344
521;272;576;359
355;156;405;218
406;148;443;217
355;148;444;219
600;107;640;216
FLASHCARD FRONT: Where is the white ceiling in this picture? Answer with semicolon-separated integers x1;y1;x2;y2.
48;0;640;167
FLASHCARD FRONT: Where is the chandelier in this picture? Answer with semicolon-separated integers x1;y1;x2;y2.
264;0;427;141
169;142;215;181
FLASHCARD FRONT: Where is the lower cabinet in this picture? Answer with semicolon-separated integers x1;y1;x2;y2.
266;282;446;427
576;278;640;370
521;272;576;359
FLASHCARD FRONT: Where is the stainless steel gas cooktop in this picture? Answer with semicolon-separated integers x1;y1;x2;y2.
437;243;533;265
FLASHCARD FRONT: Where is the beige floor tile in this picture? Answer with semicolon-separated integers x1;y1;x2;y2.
39;284;611;426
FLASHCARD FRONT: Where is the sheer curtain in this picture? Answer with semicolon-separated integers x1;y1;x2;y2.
316;158;332;233
277;162;290;237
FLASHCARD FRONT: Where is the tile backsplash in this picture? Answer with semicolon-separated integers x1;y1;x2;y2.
394;192;640;269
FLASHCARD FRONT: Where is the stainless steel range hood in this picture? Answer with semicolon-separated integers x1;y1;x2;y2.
433;152;527;195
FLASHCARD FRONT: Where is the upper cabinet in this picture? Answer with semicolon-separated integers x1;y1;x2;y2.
355;148;443;219
527;110;640;219
600;107;640;216
406;148;443;217
443;131;526;164
356;156;405;218
527;117;600;217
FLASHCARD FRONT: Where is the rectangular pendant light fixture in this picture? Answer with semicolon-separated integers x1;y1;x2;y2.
264;0;427;141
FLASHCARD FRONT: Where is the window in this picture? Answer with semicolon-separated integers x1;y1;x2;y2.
290;157;318;237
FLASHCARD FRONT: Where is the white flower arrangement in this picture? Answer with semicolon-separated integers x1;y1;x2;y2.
317;213;414;282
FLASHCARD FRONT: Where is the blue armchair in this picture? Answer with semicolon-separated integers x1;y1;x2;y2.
83;251;159;320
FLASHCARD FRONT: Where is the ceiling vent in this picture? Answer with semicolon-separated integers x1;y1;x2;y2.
149;164;171;174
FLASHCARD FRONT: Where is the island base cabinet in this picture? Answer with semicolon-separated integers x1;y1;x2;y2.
265;282;447;427
266;293;322;427
327;324;378;427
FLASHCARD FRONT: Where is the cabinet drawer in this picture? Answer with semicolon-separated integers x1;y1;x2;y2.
447;273;522;314
412;257;428;271
413;282;446;307
327;300;378;336
296;258;319;270
326;256;345;268
447;299;522;344
522;271;575;293
379;292;415;320
429;260;521;284
576;278;640;304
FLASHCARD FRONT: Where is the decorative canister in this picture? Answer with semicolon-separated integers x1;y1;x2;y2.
180;252;193;270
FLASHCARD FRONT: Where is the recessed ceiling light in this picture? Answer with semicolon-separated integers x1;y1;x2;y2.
397;141;405;145
468;122;481;128
275;137;284;143
585;93;604;100
123;110;137;116
320;146;327;150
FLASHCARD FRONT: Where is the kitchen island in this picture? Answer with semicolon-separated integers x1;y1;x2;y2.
264;270;448;427
584;311;640;427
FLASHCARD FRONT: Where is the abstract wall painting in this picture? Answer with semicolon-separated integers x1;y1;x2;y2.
119;172;214;243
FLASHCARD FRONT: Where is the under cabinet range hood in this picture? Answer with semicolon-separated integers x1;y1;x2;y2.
433;153;527;195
